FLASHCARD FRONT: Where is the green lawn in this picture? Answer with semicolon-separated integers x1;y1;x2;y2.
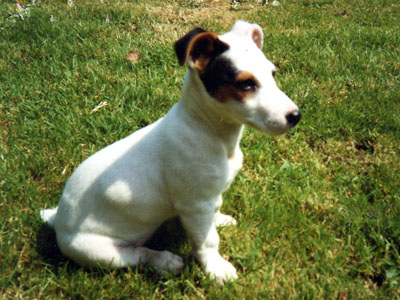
1;0;399;298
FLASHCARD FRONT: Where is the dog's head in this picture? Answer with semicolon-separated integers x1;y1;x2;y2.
174;20;301;136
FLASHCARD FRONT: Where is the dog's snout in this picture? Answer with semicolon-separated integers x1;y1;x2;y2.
286;110;301;128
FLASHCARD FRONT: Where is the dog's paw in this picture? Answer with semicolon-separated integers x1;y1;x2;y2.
153;251;184;275
205;255;238;285
214;213;237;227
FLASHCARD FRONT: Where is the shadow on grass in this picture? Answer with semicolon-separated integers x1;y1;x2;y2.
35;223;77;272
144;217;188;252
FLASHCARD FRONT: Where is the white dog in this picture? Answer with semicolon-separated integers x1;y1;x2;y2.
40;20;301;285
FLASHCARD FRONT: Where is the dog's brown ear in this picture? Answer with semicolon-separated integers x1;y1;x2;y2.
174;28;229;71
175;28;206;66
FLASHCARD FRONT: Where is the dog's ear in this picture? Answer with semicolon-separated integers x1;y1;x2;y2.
231;20;264;49
174;28;229;71
174;28;207;66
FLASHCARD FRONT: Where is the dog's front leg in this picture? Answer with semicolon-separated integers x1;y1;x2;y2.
179;200;238;285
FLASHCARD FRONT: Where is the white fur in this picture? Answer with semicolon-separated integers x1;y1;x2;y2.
40;21;299;285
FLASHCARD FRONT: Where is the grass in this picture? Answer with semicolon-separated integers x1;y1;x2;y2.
1;0;399;298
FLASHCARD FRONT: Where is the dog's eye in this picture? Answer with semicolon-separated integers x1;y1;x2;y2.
234;79;257;92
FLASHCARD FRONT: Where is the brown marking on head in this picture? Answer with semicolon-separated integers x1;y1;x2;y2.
174;28;229;72
211;71;260;102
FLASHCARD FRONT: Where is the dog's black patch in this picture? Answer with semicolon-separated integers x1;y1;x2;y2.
200;56;239;99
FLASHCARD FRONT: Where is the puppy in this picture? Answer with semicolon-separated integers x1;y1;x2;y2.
41;20;301;285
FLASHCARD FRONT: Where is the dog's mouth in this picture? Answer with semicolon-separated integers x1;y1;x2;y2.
244;119;294;136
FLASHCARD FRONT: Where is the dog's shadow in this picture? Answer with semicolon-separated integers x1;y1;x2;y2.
36;223;77;272
36;217;189;275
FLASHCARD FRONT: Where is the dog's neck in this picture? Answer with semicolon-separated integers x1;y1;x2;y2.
178;69;244;158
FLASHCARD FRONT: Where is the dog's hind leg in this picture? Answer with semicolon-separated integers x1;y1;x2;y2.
57;232;184;274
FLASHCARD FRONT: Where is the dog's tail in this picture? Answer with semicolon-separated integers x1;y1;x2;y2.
39;207;58;228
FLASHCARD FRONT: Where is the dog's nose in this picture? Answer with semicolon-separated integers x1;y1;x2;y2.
285;110;301;127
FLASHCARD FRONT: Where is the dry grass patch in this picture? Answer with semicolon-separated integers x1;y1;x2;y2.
145;1;263;41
